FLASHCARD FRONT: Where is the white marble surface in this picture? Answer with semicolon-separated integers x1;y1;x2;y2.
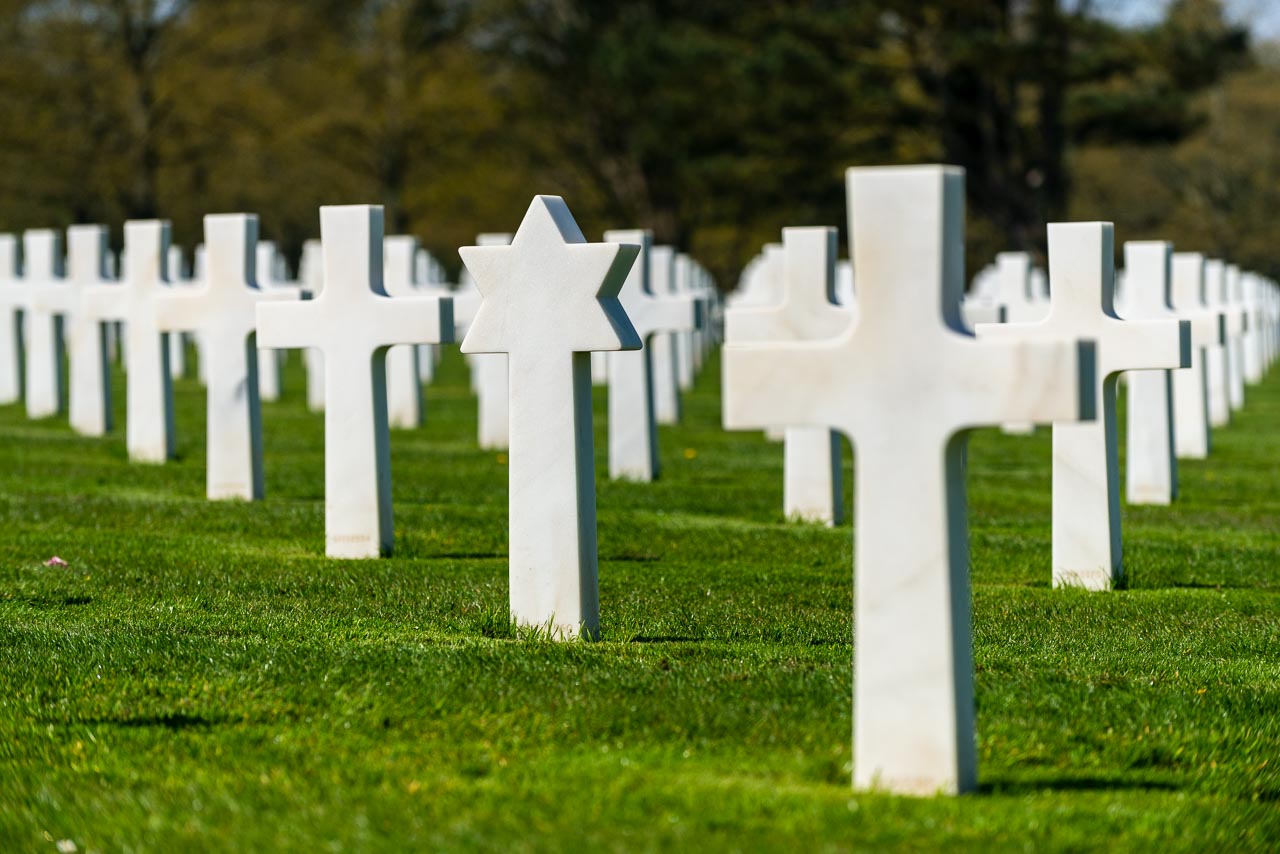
0;235;23;405
650;246;683;425
1203;259;1233;428
455;233;512;449
603;229;698;482
674;252;697;391
1225;264;1247;412
590;350;608;385
384;236;426;429
257;206;452;558
724;165;1096;796
65;226;116;437
725;227;851;525
255;241;297;402
991;252;1049;434
166;245;189;379
1169;253;1223;460
81;221;176;463
979;223;1189;591
1242;273;1265;384
299;239;326;412
22;230;69;419
461;196;640;639
157;214;300;500
1121;242;1179;506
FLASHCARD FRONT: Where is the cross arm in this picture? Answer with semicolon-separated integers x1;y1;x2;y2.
645;294;700;337
722;339;846;433
80;284;129;323
370;295;455;347
1104;317;1190;373
1189;309;1226;348
257;299;327;350
28;282;76;314
154;288;213;332
953;337;1098;428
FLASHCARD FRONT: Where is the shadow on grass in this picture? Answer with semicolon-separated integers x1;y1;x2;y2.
17;595;94;608
77;712;219;730
980;776;1179;795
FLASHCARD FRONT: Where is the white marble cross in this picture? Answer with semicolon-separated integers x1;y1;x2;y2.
0;235;23;404
724;165;1096;796
166;246;190;379
674;252;698;391
603;228;698;482
256;206;453;558
22;230;70;419
990;252;1049;433
1203;259;1233;428
978;223;1189;590
65;226;116;437
461;196;640;639
1225;264;1247;412
994;252;1049;323
383;236;426;429
156;214;301;500
298;239;326;412
961;265;1006;331
81;221;175;463
649;245;683;425
255;241;297;402
725;227;850;525
1169;253;1224;459
455;233;513;450
1242;273;1265;385
1120;242;1180;505
413;246;448;384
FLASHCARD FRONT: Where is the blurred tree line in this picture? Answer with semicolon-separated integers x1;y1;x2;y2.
0;0;1269;285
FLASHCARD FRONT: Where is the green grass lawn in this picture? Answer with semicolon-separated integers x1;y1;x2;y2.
1;345;1278;852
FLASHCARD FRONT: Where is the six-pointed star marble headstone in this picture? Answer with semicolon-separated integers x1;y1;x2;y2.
1121;242;1181;505
22;230;70;419
978;223;1190;591
602;228;698;482
724;165;1097;796
1169;252;1225;460
257;205;453;558
157;214;302;500
461;195;641;639
383;235;427;429
82;220;176;463
65;225;116;437
0;235;23;405
724;226;851;525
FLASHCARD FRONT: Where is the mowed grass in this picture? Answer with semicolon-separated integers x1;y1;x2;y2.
0;343;1277;852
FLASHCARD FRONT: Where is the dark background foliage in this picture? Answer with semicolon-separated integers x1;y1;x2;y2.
0;0;1270;284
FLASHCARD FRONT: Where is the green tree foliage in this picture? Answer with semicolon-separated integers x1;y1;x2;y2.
0;0;1261;284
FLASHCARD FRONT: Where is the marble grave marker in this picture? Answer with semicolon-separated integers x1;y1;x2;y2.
460;196;640;638
723;165;1097;795
256;206;453;558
